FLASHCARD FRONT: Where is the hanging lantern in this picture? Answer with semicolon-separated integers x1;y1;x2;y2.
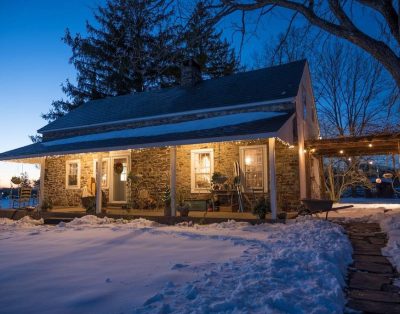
114;162;124;174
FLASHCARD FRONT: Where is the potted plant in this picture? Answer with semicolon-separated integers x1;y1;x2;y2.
176;190;190;217
252;196;271;220
82;196;96;214
11;176;21;185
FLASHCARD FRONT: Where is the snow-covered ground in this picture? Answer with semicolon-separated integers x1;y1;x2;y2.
0;216;352;314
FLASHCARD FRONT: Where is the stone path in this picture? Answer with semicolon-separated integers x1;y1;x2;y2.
341;222;400;314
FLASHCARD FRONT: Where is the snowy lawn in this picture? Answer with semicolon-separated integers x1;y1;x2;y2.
0;216;352;314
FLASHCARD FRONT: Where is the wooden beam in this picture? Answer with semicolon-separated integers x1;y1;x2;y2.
170;146;176;217
268;138;277;220
95;154;102;214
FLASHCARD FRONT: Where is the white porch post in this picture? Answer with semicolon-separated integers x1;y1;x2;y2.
95;154;102;214
170;146;176;217
38;157;46;211
268;138;277;220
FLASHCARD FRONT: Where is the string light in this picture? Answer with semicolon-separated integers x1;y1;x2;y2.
368;143;373;147
339;150;344;154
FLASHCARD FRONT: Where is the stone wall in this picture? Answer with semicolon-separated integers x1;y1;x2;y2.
275;141;301;210
43;139;301;211
44;153;98;207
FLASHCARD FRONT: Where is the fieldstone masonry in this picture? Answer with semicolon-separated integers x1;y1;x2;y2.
43;139;301;211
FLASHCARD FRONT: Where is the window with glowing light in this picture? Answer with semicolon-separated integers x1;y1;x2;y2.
239;146;267;192
191;149;214;193
93;158;109;188
66;160;81;189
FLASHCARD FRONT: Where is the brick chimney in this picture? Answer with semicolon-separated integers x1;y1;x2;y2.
181;59;202;87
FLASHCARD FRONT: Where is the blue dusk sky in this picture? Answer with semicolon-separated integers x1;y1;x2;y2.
0;0;295;187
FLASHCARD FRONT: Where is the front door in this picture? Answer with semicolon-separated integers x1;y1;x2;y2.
110;156;128;203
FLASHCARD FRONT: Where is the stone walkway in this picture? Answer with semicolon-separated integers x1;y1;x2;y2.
341;222;400;314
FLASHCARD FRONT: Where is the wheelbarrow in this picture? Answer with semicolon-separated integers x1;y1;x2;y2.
298;199;353;220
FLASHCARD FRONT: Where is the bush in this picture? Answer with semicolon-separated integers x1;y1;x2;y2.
252;197;271;219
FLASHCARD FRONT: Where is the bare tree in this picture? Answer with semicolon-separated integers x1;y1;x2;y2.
324;157;372;201
257;25;400;137
207;1;400;88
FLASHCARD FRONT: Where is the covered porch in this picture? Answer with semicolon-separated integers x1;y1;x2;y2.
1;135;299;221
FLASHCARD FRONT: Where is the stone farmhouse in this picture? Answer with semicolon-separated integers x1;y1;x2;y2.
0;59;321;219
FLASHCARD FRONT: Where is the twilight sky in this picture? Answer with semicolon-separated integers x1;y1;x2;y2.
0;0;293;187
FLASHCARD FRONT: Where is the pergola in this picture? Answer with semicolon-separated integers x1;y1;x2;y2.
305;133;400;157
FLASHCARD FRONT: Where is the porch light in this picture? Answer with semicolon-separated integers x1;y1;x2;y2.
339;150;344;154
245;156;252;165
368;143;373;147
369;161;374;165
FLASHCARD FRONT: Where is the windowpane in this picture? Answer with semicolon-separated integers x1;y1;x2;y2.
68;162;78;186
94;160;109;187
243;147;264;190
193;151;212;190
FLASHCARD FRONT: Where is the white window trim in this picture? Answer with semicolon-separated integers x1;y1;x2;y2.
190;148;214;193
65;159;81;189
239;145;268;193
93;158;110;189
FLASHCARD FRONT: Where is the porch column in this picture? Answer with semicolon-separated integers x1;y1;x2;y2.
38;157;46;211
268;138;277;220
170;146;176;217
95;154;102;214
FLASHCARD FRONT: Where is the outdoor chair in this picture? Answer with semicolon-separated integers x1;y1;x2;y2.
12;187;33;209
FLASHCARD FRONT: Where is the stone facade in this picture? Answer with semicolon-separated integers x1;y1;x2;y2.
43;139;301;211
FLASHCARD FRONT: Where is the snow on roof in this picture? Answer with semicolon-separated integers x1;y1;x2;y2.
43;111;285;147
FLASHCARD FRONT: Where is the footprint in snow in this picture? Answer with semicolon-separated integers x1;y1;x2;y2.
171;263;189;270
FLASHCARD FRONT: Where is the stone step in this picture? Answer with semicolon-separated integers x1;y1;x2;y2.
347;299;400;314
354;261;393;274
349;272;392;291
348;289;400;303
353;254;392;265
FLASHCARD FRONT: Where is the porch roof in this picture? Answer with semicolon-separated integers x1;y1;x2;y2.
0;111;294;161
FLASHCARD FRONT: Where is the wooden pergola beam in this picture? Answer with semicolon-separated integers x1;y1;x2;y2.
305;133;400;157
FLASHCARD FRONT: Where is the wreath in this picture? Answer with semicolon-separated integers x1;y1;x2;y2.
114;162;124;174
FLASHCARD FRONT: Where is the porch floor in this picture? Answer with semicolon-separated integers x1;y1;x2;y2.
49;207;262;220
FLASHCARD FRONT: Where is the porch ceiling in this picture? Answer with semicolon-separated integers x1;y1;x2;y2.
305;133;400;157
0;111;294;161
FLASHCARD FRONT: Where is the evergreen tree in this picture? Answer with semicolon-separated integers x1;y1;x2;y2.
42;0;239;123
43;0;177;121
181;0;239;79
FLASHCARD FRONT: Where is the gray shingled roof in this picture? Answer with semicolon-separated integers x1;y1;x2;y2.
38;60;306;133
0;111;293;160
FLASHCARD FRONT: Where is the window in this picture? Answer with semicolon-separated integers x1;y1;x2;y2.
93;158;110;188
66;160;81;189
191;149;214;193
239;146;267;192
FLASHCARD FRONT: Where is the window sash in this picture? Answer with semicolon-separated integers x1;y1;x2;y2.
240;146;267;192
191;149;213;193
93;159;109;188
66;160;80;189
